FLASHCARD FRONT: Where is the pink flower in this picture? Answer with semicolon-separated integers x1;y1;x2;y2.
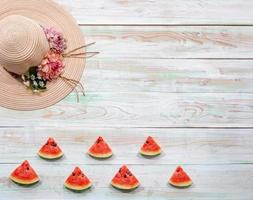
37;51;65;81
43;27;67;54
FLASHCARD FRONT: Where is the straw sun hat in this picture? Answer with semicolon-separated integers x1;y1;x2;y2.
0;0;95;111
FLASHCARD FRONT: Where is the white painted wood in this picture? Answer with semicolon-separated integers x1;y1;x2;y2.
1;1;253;199
0;164;253;199
0;93;252;127
82;26;253;59
84;59;253;93
55;0;253;25
0;128;253;165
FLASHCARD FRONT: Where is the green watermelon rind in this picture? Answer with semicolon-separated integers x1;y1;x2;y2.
64;182;92;192
10;175;39;186
88;151;113;159
139;149;161;157
111;181;140;191
168;180;192;188
38;151;64;160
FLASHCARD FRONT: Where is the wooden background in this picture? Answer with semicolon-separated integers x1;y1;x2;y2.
1;0;253;199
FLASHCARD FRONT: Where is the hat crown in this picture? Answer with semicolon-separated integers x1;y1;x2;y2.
0;15;49;75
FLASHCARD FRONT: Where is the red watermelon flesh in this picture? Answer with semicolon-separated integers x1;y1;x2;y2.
111;165;140;190
88;136;112;158
64;167;92;191
10;160;39;185
38;137;63;160
169;166;192;188
140;136;161;156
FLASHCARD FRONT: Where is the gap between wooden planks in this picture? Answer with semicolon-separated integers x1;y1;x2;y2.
77;26;253;93
1;0;253;199
0;26;252;128
0;127;253;199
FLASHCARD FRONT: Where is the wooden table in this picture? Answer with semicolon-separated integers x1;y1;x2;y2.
1;0;253;199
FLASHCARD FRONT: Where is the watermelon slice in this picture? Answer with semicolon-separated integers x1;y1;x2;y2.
38;137;63;160
169;166;192;188
111;165;140;191
10;160;39;185
88;136;112;159
140;136;161;157
64;167;92;192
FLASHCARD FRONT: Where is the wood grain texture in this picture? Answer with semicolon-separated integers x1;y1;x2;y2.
0;93;252;127
1;0;253;199
84;59;253;93
82;26;253;59
55;0;253;25
0;128;253;165
1;164;253;200
0;128;253;200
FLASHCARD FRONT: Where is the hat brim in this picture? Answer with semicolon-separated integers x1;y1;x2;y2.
0;0;86;111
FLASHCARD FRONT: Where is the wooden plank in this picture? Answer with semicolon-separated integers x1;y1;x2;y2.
0;163;253;199
55;0;253;25
0;128;253;165
0;93;252;127
82;26;253;59
84;59;253;93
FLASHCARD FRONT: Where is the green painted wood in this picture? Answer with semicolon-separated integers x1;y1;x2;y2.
56;0;253;25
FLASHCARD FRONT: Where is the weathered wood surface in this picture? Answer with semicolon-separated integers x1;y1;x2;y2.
56;0;253;25
1;164;253;200
0;128;252;165
82;26;253;59
84;59;253;93
0;128;253;200
0;93;253;127
3;26;253;126
1;0;253;199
